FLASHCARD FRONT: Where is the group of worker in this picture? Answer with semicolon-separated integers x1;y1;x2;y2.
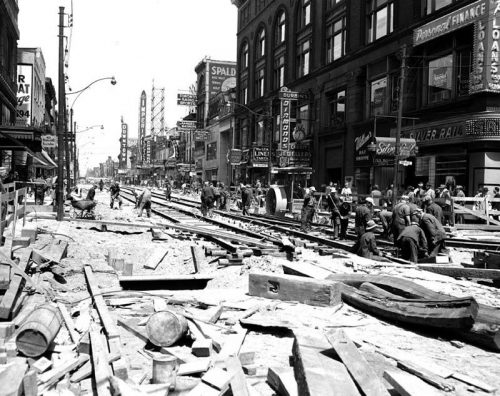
352;194;447;263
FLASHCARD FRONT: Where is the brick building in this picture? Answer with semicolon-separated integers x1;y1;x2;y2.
232;0;500;196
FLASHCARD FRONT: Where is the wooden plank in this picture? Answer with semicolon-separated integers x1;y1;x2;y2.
178;358;211;376
207;305;224;324
267;367;298;396
293;331;360;396
23;369;37;396
453;203;500;226
396;360;454;392
0;256;28;319
202;367;232;391
216;327;247;365
281;262;333;280
119;274;214;290
418;265;500;280
383;370;441;396
84;266;120;339
225;356;251;396
38;355;89;392
90;329;112;396
325;330;389;396
143;247;169;270
0;359;28;396
57;302;79;344
248;272;341;307
187;382;220;396
452;372;497;393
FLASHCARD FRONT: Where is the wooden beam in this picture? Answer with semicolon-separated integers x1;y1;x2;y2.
84;266;120;339
383;370;441;396
225;356;251;396
57;302;79;344
38;355;89;392
0;256;29;319
281;262;333;280
90;329;112;396
267;367;298;396
325;330;389;396
293;331;360;396
418;265;500;280
143;247;169;270
248;272;341;307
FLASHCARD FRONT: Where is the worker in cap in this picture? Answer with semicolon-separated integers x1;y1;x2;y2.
300;186;317;232
396;220;428;262
392;196;411;242
352;220;386;261
423;195;444;224
354;197;374;239
338;195;351;240
413;208;447;257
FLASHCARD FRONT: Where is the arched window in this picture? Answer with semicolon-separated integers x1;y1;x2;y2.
297;0;311;30
240;42;249;69
275;11;286;46
257;28;266;58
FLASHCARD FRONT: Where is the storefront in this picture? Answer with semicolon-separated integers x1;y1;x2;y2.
354;131;417;194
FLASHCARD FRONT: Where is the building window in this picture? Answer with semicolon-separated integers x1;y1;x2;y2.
329;90;346;127
371;77;388;116
256;120;265;146
240;81;248;105
257;29;266;58
298;0;311;30
241;120;249;148
428;54;453;104
206;142;217;161
296;104;310;139
241;42;249;69
274;55;285;89
328;0;344;9
456;49;472;97
256;68;265;97
367;0;394;43
276;11;286;45
426;0;453;14
297;40;310;77
326;17;346;63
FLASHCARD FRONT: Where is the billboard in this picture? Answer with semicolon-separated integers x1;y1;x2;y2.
17;64;33;125
177;93;196;106
139;91;147;163
208;61;236;97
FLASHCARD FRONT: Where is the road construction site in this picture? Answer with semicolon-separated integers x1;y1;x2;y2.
0;186;500;395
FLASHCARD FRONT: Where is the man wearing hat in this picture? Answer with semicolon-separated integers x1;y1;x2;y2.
407;186;416;203
354;197;373;238
414;208;447;257
423;196;444;224
439;184;453;225
86;184;97;201
241;184;253;216
454;185;465;223
424;183;436;200
391;196;411;242
415;181;425;204
353;220;385;260
338;195;351;240
396;220;428;262
301;186;317;232
327;189;341;239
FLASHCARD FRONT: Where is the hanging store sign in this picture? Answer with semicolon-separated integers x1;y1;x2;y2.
139;91;147;163
354;131;373;167
41;135;57;149
177;93;197;106
250;146;270;167
228;149;242;165
193;130;210;141
177;120;197;130
16;64;33;125
401;121;465;146
209;61;236;97
120;122;128;169
375;137;418;158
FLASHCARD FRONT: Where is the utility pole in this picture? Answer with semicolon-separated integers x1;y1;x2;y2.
56;7;66;221
392;44;407;209
65;109;71;193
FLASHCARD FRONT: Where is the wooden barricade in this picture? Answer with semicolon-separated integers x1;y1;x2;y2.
0;183;28;248
452;196;500;226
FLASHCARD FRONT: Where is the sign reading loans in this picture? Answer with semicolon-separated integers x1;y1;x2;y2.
413;0;500;94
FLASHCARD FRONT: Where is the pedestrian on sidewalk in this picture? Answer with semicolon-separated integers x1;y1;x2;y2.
396;221;428;262
137;187;152;218
300;186;316;232
109;181;122;209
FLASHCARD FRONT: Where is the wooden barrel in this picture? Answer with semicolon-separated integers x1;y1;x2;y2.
266;186;287;215
16;304;62;357
146;310;188;347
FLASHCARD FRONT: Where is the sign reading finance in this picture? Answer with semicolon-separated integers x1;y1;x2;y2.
413;0;500;94
177;93;196;106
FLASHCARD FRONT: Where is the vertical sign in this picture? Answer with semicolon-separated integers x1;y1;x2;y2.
17;64;33;125
138;91;147;163
120;121;128;169
145;138;151;163
280;99;291;150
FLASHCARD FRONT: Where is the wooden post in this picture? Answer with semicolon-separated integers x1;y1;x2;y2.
485;196;490;225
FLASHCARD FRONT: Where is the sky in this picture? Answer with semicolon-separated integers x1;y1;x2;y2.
18;0;238;172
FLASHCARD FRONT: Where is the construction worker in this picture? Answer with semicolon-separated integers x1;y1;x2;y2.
354;197;373;238
352;220;384;260
109;181;122;209
414;208;447;257
137;187;152;218
423;196;444;224
377;202;393;240
86;184;97;201
338;195;351;240
201;181;215;217
396;221;428;262
300;186;316;232
392;195;411;242
327;190;341;240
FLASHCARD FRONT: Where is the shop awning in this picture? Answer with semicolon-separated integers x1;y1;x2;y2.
32;150;57;169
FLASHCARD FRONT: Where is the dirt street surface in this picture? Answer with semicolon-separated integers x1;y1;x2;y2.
3;187;500;395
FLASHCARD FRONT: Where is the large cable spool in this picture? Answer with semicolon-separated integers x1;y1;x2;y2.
266;185;288;215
